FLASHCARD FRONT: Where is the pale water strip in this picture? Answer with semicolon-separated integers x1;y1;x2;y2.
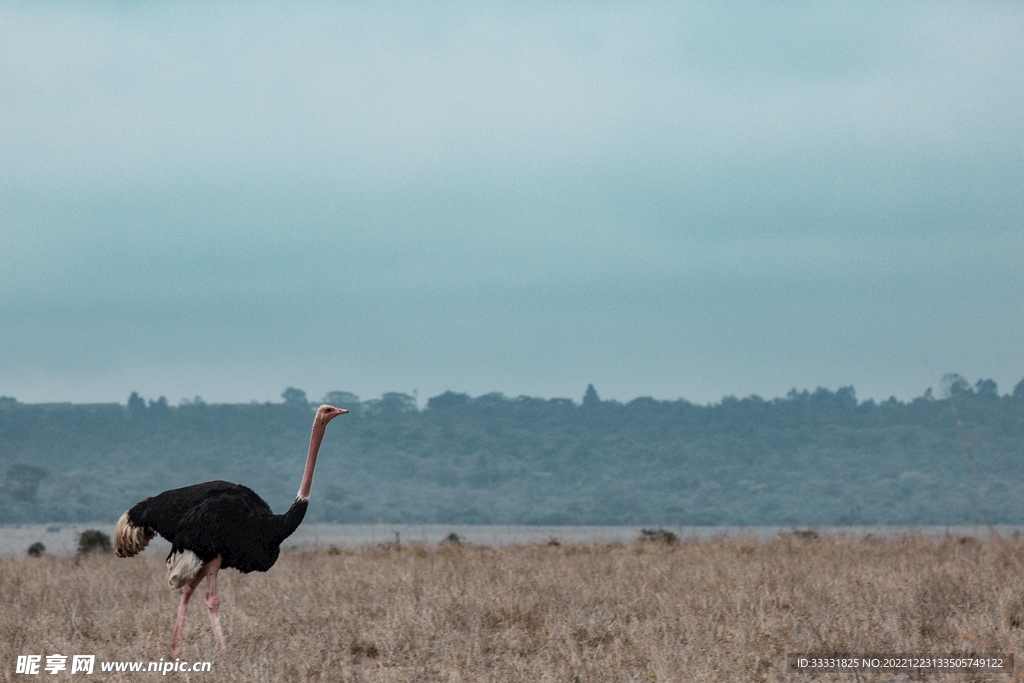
2;524;1022;556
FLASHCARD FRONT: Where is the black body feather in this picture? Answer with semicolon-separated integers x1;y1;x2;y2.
126;481;308;573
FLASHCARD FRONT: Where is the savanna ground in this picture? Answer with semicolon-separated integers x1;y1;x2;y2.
3;534;1024;682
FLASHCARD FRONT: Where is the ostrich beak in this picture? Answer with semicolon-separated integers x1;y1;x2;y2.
338;408;349;414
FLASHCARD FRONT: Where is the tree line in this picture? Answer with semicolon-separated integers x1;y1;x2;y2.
1;374;1023;526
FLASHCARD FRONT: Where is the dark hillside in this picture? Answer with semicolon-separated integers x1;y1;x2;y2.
1;375;1022;525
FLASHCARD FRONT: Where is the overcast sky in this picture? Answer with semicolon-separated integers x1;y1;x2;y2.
1;1;1022;406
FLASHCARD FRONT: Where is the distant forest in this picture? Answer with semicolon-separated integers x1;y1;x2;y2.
1;374;1023;526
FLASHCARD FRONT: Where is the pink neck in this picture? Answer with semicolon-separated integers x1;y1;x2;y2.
297;418;327;500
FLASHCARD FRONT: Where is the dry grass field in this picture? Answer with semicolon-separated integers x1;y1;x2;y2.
3;533;1024;682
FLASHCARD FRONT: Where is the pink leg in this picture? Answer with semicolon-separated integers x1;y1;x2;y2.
170;568;208;657
203;555;226;650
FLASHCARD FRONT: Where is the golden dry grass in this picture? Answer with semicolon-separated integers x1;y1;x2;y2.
3;534;1024;682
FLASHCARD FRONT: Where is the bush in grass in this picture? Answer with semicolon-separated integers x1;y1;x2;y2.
639;528;678;544
78;529;112;554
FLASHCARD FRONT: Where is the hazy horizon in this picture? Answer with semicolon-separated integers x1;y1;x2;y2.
2;375;1019;410
2;2;1022;407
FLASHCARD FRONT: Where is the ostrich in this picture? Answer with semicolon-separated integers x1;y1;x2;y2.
114;404;348;656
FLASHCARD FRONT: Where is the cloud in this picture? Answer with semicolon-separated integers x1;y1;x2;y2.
0;2;1022;403
2;2;1021;190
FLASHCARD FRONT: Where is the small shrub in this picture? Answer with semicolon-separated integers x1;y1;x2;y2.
377;532;402;550
27;542;45;557
442;532;462;545
786;529;819;540
78;529;112;555
639;528;678;544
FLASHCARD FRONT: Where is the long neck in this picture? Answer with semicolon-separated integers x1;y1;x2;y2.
297;416;327;501
274;498;309;545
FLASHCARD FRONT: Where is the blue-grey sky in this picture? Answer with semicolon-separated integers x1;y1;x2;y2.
1;2;1022;406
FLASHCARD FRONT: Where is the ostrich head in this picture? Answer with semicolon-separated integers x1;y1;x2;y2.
317;404;349;424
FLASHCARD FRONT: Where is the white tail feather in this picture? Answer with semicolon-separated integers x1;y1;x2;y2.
114;511;154;558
